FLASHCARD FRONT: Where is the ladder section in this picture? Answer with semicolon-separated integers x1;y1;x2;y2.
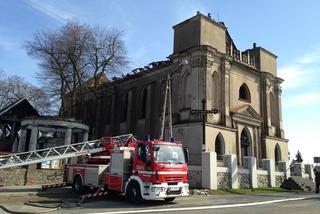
111;134;134;146
0;140;104;169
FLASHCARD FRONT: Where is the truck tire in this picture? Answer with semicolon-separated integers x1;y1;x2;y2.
126;182;142;203
72;175;83;194
164;197;176;202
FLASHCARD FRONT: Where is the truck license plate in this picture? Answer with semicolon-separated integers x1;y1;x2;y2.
169;186;179;191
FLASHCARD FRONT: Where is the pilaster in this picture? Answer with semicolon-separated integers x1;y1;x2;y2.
265;79;273;135
28;127;39;151
224;154;239;189
262;159;275;187
221;58;232;127
82;131;89;142
201;151;217;189
17;129;27;152
244;156;257;188
277;85;285;138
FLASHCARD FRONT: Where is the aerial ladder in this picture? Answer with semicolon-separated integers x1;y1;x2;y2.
0;134;133;169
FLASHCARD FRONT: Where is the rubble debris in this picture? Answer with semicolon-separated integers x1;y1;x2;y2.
191;189;210;196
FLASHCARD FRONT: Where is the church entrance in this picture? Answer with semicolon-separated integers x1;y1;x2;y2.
240;127;251;160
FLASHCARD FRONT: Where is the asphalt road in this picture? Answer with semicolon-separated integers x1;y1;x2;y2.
0;191;319;214
61;194;320;214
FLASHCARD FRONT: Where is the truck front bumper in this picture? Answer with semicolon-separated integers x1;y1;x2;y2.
142;182;189;200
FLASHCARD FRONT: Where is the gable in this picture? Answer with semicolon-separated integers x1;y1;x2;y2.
230;104;262;121
0;98;39;122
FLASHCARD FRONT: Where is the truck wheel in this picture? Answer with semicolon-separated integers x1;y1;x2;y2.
126;182;142;203
164;197;176;202
73;175;83;194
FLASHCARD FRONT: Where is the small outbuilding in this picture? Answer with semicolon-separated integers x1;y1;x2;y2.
0;98;39;152
16;116;89;153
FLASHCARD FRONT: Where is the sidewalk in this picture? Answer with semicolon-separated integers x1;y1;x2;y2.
0;185;73;197
0;185;77;214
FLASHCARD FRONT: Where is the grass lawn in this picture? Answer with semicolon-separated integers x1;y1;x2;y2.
206;187;302;195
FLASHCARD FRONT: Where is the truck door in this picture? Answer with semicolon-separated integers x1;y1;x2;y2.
135;143;152;181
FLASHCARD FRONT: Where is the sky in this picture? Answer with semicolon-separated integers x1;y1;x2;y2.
0;0;319;163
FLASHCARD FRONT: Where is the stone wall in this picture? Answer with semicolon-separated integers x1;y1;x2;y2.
217;172;230;189
275;175;285;187
188;166;202;188
0;167;27;186
217;161;224;167
188;152;315;190
238;173;250;188
0;165;63;186
257;174;269;187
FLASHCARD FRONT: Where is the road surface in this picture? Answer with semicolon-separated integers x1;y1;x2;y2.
0;190;319;214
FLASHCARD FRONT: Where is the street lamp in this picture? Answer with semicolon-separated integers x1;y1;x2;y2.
160;60;189;140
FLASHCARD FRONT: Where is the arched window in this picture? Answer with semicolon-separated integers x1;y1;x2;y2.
270;92;277;126
121;93;128;122
182;72;191;108
140;88;147;119
240;127;251;157
274;143;281;163
212;72;220;111
239;83;251;102
215;133;225;160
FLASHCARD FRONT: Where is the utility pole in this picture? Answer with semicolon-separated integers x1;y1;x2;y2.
160;74;169;140
160;60;188;140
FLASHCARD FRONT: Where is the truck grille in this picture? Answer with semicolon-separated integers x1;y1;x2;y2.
166;189;181;195
164;177;183;182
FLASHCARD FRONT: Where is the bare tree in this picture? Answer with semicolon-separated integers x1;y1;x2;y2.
0;71;51;115
25;21;128;116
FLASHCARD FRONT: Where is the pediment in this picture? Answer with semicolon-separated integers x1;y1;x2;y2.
230;104;262;121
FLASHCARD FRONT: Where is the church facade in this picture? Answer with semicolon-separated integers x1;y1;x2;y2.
72;13;288;165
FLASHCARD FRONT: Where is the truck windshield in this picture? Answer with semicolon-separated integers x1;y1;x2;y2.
153;144;185;164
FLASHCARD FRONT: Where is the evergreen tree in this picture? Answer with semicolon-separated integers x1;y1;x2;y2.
295;150;303;163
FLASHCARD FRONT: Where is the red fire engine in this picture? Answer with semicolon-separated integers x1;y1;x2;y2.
65;135;189;202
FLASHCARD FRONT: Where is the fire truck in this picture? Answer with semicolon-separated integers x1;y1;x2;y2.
65;135;189;202
0;134;189;203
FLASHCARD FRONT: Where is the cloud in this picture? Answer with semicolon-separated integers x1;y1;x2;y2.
27;0;75;23
278;66;316;89
0;36;20;52
297;50;320;64
283;92;320;108
278;49;320;89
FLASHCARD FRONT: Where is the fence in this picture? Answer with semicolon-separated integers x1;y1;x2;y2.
188;152;314;189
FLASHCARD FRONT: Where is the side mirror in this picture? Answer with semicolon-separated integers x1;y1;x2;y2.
183;147;189;163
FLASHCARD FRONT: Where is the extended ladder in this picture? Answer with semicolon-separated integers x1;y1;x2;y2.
0;134;134;169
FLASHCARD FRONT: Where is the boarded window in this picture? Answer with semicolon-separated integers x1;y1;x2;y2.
239;83;251;102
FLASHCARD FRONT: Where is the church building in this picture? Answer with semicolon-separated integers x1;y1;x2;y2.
72;13;288;165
